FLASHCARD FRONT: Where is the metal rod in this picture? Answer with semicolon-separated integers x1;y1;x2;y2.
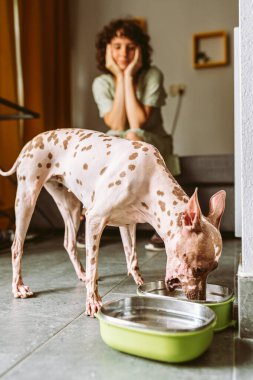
0;97;40;120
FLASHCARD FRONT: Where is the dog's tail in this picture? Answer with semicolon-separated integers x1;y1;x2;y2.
0;159;19;177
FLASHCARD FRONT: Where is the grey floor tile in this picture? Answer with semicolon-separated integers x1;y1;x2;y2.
0;234;251;380
235;337;253;379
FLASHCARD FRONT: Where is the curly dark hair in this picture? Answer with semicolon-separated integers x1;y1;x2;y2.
95;19;153;73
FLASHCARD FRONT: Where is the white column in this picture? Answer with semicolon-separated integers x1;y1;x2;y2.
234;27;242;238
239;0;253;275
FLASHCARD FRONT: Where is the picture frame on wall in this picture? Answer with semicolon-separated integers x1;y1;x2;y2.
192;30;228;69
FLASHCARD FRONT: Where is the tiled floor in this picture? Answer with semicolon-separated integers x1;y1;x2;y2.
0;231;252;380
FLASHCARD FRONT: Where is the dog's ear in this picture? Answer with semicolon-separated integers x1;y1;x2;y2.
182;188;202;231
207;190;226;230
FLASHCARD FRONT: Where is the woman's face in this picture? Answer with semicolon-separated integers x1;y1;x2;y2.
110;35;137;71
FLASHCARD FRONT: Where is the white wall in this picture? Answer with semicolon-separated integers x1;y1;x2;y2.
239;0;253;275
70;0;238;156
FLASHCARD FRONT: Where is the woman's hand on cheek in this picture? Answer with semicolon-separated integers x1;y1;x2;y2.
105;44;122;77
125;47;142;78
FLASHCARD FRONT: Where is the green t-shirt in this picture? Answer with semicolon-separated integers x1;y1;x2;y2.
92;66;168;136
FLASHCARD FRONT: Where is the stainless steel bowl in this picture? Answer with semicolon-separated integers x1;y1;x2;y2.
137;281;233;303
98;296;215;333
137;281;235;332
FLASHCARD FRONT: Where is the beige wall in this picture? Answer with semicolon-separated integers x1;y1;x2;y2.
70;0;238;156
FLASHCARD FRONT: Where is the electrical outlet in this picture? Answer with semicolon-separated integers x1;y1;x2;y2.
169;84;186;97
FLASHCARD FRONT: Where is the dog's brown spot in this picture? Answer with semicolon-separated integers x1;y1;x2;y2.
75;144;79;150
177;213;183;227
106;151;111;155
90;257;96;265
157;190;164;196
100;167;107;175
170;220;173;226
92;245;97;252
36;176;40;180
157;158;164;166
157;224;161;229
108;183;114;188
172;186;185;200
142;147;149;152
173;200;178;206
76;179;82;185
93;235;97;240
34;136;44;150
83;163;88;170
81;145;92;151
119;171;126;178
25;141;33;153
158;200;166;212
79;132;93;141
128;164;136;171
167;230;171;237
132;142;142;149
63;140;69;150
91;191;95;202
167;210;171;216
55;163;60;168
154;151;165;167
103;138;112;142
46;163;51;169
141;202;149;209
73;152;77;158
48;153;53;159
38;163;42;168
106;144;111;148
115;180;121;185
129;152;138;160
47;131;58;143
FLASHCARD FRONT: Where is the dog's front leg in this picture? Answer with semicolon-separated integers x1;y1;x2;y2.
119;225;144;285
85;217;105;317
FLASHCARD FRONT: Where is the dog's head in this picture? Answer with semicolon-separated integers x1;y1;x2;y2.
165;189;226;300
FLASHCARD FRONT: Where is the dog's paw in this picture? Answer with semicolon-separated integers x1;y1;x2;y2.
134;275;144;286
130;271;144;286
85;294;102;317
13;285;34;299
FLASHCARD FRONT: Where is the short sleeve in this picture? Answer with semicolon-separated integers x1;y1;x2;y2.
92;75;114;118
139;67;167;107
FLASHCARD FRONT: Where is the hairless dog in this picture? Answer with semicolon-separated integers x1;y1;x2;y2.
0;129;226;316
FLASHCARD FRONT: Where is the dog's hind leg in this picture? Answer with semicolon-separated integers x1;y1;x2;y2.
12;182;43;298
44;181;86;281
119;224;144;285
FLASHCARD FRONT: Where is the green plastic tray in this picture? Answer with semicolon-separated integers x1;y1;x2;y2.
96;296;216;363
